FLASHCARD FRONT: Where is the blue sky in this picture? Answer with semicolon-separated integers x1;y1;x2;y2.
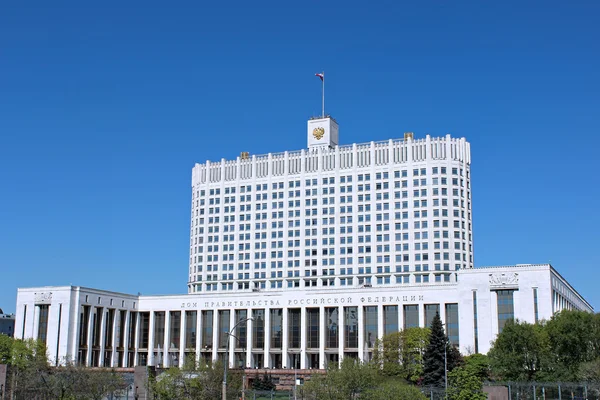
0;1;599;313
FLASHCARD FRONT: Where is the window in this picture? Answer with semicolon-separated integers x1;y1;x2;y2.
288;309;301;348
364;307;378;348
384;305;398;335
496;290;515;333
424;304;440;328
325;308;339;348
472;292;479;353
37;305;50;345
403;305;419;329
305;308;320;349
533;288;539;324
445;303;459;346
344;307;359;348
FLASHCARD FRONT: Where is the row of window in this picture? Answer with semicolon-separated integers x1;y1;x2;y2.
193;167;469;198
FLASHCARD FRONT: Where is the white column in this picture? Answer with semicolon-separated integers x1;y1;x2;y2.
398;305;404;330
97;308;106;367
377;305;384;342
163;311;171;367
70;301;81;362
490;291;499;336
319;306;326;369
300;307;306;369
86;307;94;367
440;304;447;327
357;306;364;362
338;306;344;365
418;304;426;328
148;311;155;366
179;311;186;367
122;311;130;368
110;310;119;367
282;308;288;368
133;312;141;366
195;311;202;364
246;309;253;368
211;310;218;362
263;308;271;368
228;310;235;368
32;306;40;344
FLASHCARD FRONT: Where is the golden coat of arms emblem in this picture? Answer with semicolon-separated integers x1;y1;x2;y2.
312;127;325;140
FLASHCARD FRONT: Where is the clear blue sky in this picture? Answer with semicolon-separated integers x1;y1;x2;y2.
1;1;599;314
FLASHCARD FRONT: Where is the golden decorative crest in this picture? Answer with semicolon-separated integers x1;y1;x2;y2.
312;127;325;140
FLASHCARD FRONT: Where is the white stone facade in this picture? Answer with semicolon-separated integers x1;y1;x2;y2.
14;264;593;368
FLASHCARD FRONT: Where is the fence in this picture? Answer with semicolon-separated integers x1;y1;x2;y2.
485;382;600;400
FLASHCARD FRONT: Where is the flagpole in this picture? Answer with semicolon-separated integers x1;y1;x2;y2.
322;71;325;118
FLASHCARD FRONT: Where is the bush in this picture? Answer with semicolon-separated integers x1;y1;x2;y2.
362;380;427;400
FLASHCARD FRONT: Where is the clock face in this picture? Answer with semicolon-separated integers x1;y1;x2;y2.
313;127;325;140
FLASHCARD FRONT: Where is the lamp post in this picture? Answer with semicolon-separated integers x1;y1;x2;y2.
439;322;448;397
223;316;253;400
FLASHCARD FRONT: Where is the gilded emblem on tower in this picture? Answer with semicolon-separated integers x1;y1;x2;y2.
313;127;325;140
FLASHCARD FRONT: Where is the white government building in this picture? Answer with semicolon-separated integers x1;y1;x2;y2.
15;117;593;370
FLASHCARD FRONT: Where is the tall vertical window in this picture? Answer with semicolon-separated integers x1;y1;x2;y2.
252;309;265;349
424;304;440;328
497;290;515;333
154;312;165;348
344;307;359;348
118;311;126;348
128;312;137;350
325;308;339;348
92;308;103;348
218;310;230;349
185;311;197;349
472;291;479;354
403;305;419;329
139;312;150;349
533;288;539;324
21;304;27;339
445;303;459;346
364;306;378;348
37;305;49;345
383;305;398;335
288;309;301;348
270;309;283;349
234;310;247;348
306;308;320;349
169;311;181;349
79;305;90;347
104;309;115;349
201;310;213;349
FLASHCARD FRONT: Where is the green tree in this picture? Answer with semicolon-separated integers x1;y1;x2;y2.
423;313;460;387
488;319;551;381
461;354;490;381
402;327;431;382
546;310;598;381
302;357;378;400
252;371;275;391
448;364;487;400
149;359;242;400
580;358;600;382
362;380;427;400
372;327;430;382
0;335;12;364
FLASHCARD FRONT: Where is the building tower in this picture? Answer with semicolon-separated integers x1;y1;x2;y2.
188;117;472;293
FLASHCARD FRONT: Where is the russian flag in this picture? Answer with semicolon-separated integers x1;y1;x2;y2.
315;73;324;81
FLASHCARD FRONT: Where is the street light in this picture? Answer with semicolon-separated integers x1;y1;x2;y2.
441;323;449;395
223;316;254;400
